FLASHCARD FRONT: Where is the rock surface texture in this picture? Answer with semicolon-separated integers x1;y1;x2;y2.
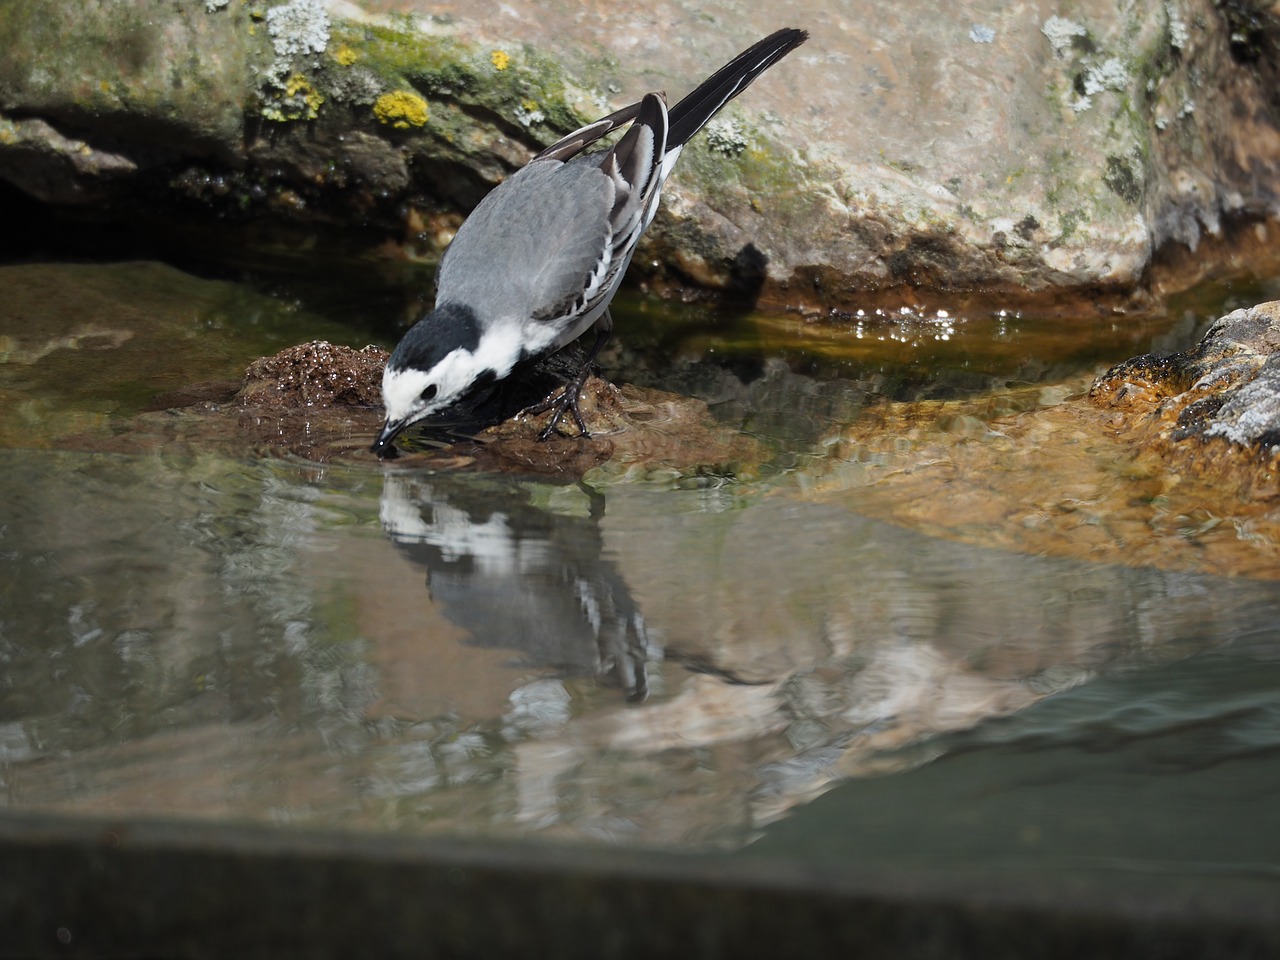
3;0;1280;309
1091;300;1280;498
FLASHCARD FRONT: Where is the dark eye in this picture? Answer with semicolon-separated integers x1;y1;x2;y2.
420;384;438;401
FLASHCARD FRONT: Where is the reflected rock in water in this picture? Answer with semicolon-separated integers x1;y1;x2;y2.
379;474;652;702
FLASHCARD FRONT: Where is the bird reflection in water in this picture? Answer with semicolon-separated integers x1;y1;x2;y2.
379;474;652;702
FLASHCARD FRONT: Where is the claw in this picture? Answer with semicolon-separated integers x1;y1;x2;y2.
526;319;612;440
526;379;591;439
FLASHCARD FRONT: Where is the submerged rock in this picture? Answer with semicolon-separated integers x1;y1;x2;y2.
800;301;1280;579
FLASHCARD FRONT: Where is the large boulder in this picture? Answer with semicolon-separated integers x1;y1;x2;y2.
2;0;1280;309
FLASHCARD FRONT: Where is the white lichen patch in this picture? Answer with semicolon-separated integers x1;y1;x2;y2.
204;0;230;11
513;101;546;127
1042;16;1087;58
1166;2;1190;50
328;66;383;106
266;0;330;61
1083;57;1128;96
969;24;995;44
1070;56;1131;112
704;117;749;156
258;0;331;120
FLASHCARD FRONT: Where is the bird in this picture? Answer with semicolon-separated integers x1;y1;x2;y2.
371;27;808;458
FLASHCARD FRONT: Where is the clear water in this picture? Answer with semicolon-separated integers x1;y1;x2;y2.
1;249;1279;894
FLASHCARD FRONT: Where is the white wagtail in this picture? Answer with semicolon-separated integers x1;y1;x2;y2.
371;28;808;458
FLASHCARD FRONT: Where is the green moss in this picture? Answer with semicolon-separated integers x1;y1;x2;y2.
413;59;479;96
664;118;811;236
508;46;585;131
1133;28;1174;101
318;18;594;142
1057;208;1086;240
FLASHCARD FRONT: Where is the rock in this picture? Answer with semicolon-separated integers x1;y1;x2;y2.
0;0;252;199
469;379;766;482
791;302;1280;577
1089;300;1280;497
4;1;1280;309
240;340;388;408
230;339;765;476
77;338;769;477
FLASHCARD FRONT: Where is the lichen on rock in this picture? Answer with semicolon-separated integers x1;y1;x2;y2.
264;0;329;61
373;90;429;128
258;0;331;121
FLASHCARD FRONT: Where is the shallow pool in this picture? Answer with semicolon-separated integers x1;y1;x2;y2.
2;250;1278;900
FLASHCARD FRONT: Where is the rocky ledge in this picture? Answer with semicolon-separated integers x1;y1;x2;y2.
4;0;1280;311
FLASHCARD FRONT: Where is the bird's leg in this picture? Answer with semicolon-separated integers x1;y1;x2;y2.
527;316;612;440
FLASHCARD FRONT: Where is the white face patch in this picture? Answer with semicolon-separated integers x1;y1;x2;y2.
381;363;447;427
380;346;495;427
380;326;528;430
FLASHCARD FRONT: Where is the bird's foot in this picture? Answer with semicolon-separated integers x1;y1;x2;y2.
524;380;591;440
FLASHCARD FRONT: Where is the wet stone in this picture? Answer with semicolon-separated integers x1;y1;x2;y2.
800;301;1280;579
109;340;768;480
462;379;766;482
1090;301;1280;498
240;340;388;409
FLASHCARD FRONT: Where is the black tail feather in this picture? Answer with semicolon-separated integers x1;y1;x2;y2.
610;93;668;195
666;27;808;149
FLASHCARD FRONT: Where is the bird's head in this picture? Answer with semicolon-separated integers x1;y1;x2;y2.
371;302;500;458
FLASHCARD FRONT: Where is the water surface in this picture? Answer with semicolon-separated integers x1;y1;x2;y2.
2;255;1279;892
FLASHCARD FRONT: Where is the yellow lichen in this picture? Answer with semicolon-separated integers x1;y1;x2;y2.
287;73;323;115
373;90;429;129
521;98;539;111
333;43;359;66
490;49;510;70
262;72;324;122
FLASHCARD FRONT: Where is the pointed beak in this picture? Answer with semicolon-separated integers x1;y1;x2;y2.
371;417;408;459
